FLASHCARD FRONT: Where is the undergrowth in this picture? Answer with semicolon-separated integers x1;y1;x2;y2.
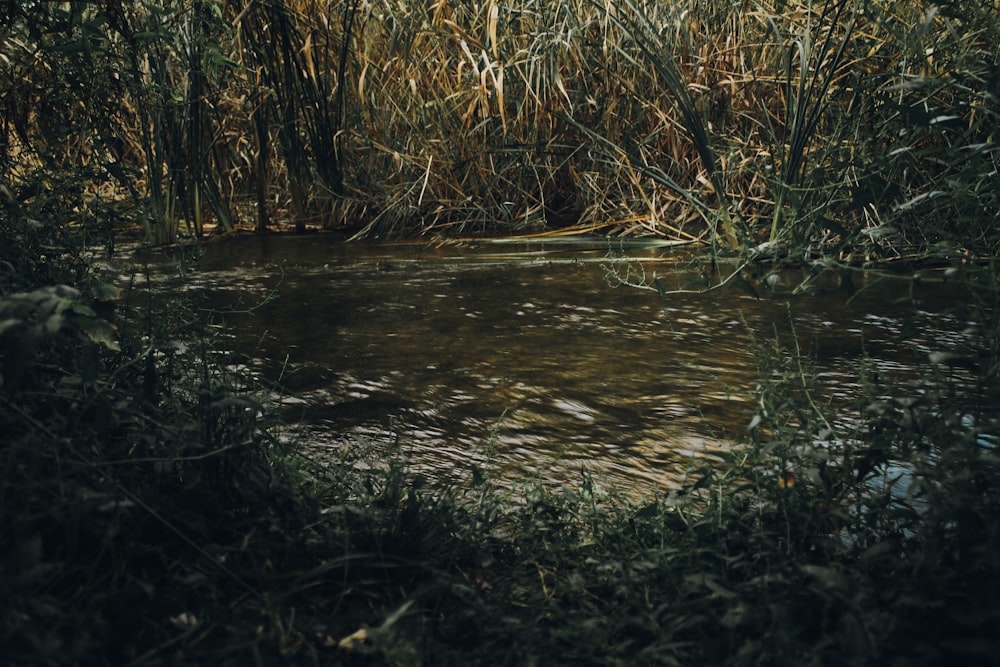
2;211;998;666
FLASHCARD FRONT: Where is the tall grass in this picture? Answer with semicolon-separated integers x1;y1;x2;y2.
760;0;859;244
5;0;994;254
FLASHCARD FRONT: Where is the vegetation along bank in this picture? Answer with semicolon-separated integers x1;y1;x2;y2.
1;0;998;664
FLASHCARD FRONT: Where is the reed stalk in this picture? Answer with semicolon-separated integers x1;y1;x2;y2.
3;0;995;256
762;0;859;244
593;0;741;248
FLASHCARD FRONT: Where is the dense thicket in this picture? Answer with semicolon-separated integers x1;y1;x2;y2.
2;0;997;253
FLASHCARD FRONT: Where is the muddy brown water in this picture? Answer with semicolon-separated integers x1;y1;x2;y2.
144;234;977;496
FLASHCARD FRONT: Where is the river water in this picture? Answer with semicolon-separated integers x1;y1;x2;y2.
154;234;974;496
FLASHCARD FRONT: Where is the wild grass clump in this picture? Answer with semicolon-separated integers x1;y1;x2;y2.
0;277;269;662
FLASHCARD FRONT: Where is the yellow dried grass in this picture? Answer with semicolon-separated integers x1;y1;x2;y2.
36;0;984;242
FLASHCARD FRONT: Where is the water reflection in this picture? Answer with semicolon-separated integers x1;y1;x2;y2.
162;235;971;496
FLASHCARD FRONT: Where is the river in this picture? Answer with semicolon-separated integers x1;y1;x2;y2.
144;234;975;496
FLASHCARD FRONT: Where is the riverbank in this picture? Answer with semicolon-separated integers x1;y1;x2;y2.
2;229;998;664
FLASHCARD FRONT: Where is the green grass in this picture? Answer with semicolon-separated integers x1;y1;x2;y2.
2;243;998;665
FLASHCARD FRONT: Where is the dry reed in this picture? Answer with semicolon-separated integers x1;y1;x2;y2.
4;0;995;249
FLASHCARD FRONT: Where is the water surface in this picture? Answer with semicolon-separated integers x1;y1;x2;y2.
161;235;972;495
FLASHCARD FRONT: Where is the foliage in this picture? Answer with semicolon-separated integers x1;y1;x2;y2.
2;0;997;255
1;0;999;664
2;187;998;665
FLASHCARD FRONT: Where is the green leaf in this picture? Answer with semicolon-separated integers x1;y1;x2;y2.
653;275;666;299
859;540;895;561
45;313;65;335
635;501;660;520
133;30;169;43
729;274;760;300
80;318;119;351
471;464;485;486
92;283;120;302
0;318;22;336
69;301;97;317
801;564;848;589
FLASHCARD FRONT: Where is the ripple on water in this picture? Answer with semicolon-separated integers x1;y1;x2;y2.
181;238;989;495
